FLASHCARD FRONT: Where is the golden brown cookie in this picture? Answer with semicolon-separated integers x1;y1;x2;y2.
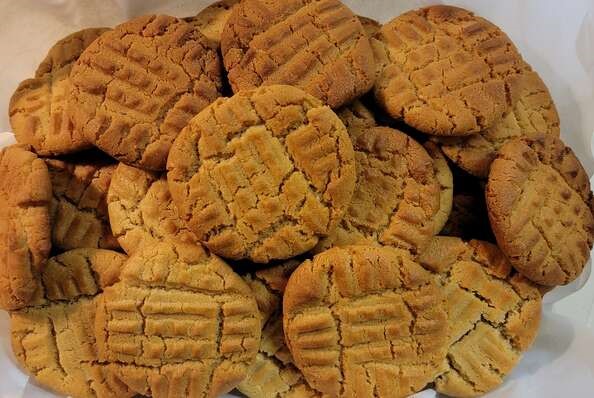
424;141;453;234
313;126;441;254
283;245;448;398
358;16;381;38
107;163;196;254
419;237;542;397
167;85;356;263
0;145;52;310
221;0;376;108
239;260;321;398
438;71;561;177
11;249;134;398
68;15;223;170
487;135;594;286
373;5;528;136
46;158;119;250
185;0;240;46
95;240;261;398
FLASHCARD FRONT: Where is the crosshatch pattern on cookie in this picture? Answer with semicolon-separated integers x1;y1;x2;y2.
221;0;375;108
283;246;448;398
167;85;356;263
69;15;223;170
419;237;542;397
373;5;529;136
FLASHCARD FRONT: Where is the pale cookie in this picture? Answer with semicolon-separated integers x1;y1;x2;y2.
46;158;119;250
0;145;51;310
240;260;321;398
11;249;134;398
95;241;261;398
419;237;542;397
486;135;594;286
221;0;376;108
185;0;240;46
373;5;528;136
167;85;356;263
313;126;441;254
283;245;448;398
438;71;561;177
69;15;223;170
424;141;453;234
107;163;196;254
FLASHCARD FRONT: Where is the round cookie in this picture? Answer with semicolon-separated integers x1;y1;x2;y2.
486;135;594;286
419;237;542;397
424;141;453;234
0;144;52;310
372;5;528;136
167;85;357;263
11;249;134;398
221;0;376;109
68;15;223;170
313;126;441;254
95;240;261;398
283;245;448;398
185;0;240;46
46;158;119;250
438;71;561;177
107;163;196;254
239;260;321;398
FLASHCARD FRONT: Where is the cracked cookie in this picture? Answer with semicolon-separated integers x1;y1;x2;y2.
424;141;453;235
283;245;448;398
0;144;52;310
10;249;134;398
372;5;528;136
167;84;356;263
47;158;119;250
68;15;223;170
221;0;376;109
95;240;261;398
107;163;196;254
438;71;561;177
419;237;542;397
185;0;240;46
313;126;441;254
239;260;321;398
486;135;594;286
9;28;108;156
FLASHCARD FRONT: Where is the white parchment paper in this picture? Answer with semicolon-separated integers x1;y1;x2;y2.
0;0;593;397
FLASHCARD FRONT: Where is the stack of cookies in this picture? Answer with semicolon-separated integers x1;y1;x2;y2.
1;2;593;398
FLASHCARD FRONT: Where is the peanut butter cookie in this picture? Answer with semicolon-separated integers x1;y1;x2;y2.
283;245;448;398
221;0;376;108
486;135;594;286
69;15;223;170
167;85;356;263
373;5;528;135
419;237;542;397
185;0;240;46
0;144;52;310
424;141;453;234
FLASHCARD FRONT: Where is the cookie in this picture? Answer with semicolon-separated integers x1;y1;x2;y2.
424;141;453;234
107;163;196;254
283;245;448;398
11;249;134;398
486;135;594;286
239;260;321;398
336;99;376;138
46;158;119;250
0;144;52;310
438;71;561;177
185;0;240;46
358;16;381;38
167;85;356;263
95;241;261;398
221;0;376;108
313;126;441;254
419;237;542;397
373;5;528;136
68;15;223;170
